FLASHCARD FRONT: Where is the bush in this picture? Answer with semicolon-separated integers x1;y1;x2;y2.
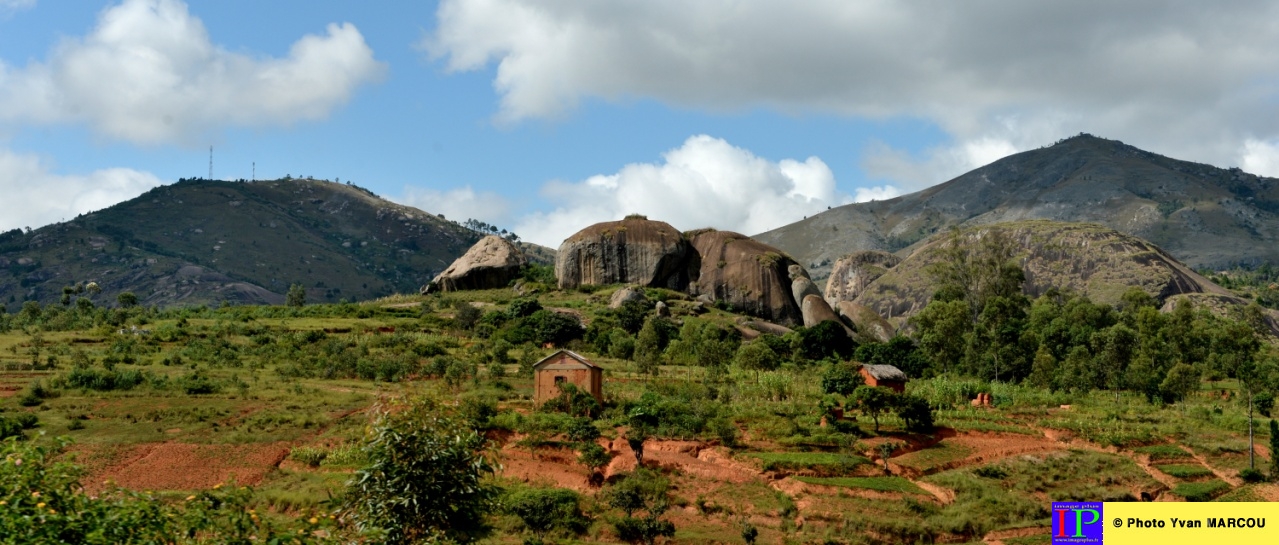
505;488;589;538
1239;467;1266;483
895;394;935;433
345;399;498;544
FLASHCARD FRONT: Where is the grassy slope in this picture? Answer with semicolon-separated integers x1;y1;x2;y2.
0;178;485;308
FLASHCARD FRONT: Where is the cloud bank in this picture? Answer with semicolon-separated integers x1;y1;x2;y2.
510;135;853;247
0;0;385;145
429;0;1279;183
0;149;163;232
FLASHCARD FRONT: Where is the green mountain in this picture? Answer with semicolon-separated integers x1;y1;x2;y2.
0;178;539;308
755;134;1279;284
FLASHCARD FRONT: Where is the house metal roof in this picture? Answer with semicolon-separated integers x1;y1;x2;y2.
531;349;600;370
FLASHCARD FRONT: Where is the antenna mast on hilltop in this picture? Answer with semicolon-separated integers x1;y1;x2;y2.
252;162;255;182
208;146;213;180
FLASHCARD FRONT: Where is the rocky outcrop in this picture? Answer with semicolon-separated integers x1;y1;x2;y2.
792;277;822;308
824;251;902;304
802;294;856;337
836;301;895;343
854;221;1233;326
687;229;803;326
609;286;648;309
424;235;528;293
556;217;694;290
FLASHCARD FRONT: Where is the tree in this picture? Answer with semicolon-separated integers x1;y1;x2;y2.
851;385;897;432
911;300;970;374
116;292;139;308
733;340;780;381
286;284;306;307
1270;419;1279;481
606;469;676;545
345;400;498;544
791;320;855;362
820;363;863;397
505;488;589;540
634;317;665;376
1159;363;1200;404
578;443;613;485
895;394;934;433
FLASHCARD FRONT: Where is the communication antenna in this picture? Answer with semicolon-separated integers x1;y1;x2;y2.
252;162;255;182
208;146;213;180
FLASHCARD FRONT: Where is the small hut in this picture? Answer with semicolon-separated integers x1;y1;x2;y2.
860;364;907;393
533;349;603;404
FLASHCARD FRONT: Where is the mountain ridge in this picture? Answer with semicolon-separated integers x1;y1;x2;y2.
0;178;550;308
756;134;1279;283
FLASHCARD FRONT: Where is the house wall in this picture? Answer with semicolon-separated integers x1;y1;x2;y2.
534;353;603;403
859;368;906;393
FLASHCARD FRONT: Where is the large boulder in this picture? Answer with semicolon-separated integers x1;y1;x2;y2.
609;286;648;309
792;277;822;308
802;294;856;338
423;235;527;293
836;301;895;343
556;217;694;290
824;250;902;304
688;229;804;326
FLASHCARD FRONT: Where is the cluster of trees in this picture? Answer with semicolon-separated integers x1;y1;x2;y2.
908;230;1278;406
1206;263;1279;310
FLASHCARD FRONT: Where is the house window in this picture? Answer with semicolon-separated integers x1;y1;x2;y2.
554;376;566;385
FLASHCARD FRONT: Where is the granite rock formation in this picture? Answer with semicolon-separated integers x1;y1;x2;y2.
423;235;527;293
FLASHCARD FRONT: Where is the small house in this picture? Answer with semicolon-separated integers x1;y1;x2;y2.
860;364;907;393
533;349;603;405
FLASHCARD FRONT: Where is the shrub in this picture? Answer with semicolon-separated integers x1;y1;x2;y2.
505;488;589;538
345;399;498;544
1239;468;1266;483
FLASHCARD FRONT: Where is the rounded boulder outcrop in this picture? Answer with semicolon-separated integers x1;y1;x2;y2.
423;235;527;293
824;250;902;304
556;217;694;290
836;301;895;343
687;229;803;326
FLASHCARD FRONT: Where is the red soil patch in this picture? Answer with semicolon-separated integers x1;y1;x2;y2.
83;442;290;493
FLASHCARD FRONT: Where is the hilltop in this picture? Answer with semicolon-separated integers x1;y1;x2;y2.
0;178;550;308
756;134;1279;282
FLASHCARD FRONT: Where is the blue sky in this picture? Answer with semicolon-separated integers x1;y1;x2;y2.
2;0;1278;247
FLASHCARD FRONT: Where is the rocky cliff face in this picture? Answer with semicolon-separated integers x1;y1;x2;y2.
555;217;694;290
824;250;902;305
687;229;803;326
425;235;527;293
854;220;1231;326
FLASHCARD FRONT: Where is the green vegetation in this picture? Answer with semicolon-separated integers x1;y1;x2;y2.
1172;480;1232;501
1156;464;1214;479
0;248;1276;544
794;475;927;495
740;451;869;473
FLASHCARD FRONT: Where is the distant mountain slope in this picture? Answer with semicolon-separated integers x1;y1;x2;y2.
852;221;1233;325
755;134;1279;283
0;178;539;307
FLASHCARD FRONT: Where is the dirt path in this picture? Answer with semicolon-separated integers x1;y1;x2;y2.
1185;449;1243;487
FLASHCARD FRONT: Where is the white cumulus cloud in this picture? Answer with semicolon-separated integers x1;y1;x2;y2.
511;135;851;247
0;148;163;231
428;0;1279;183
396;185;513;227
0;0;385;145
1242;139;1279;177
